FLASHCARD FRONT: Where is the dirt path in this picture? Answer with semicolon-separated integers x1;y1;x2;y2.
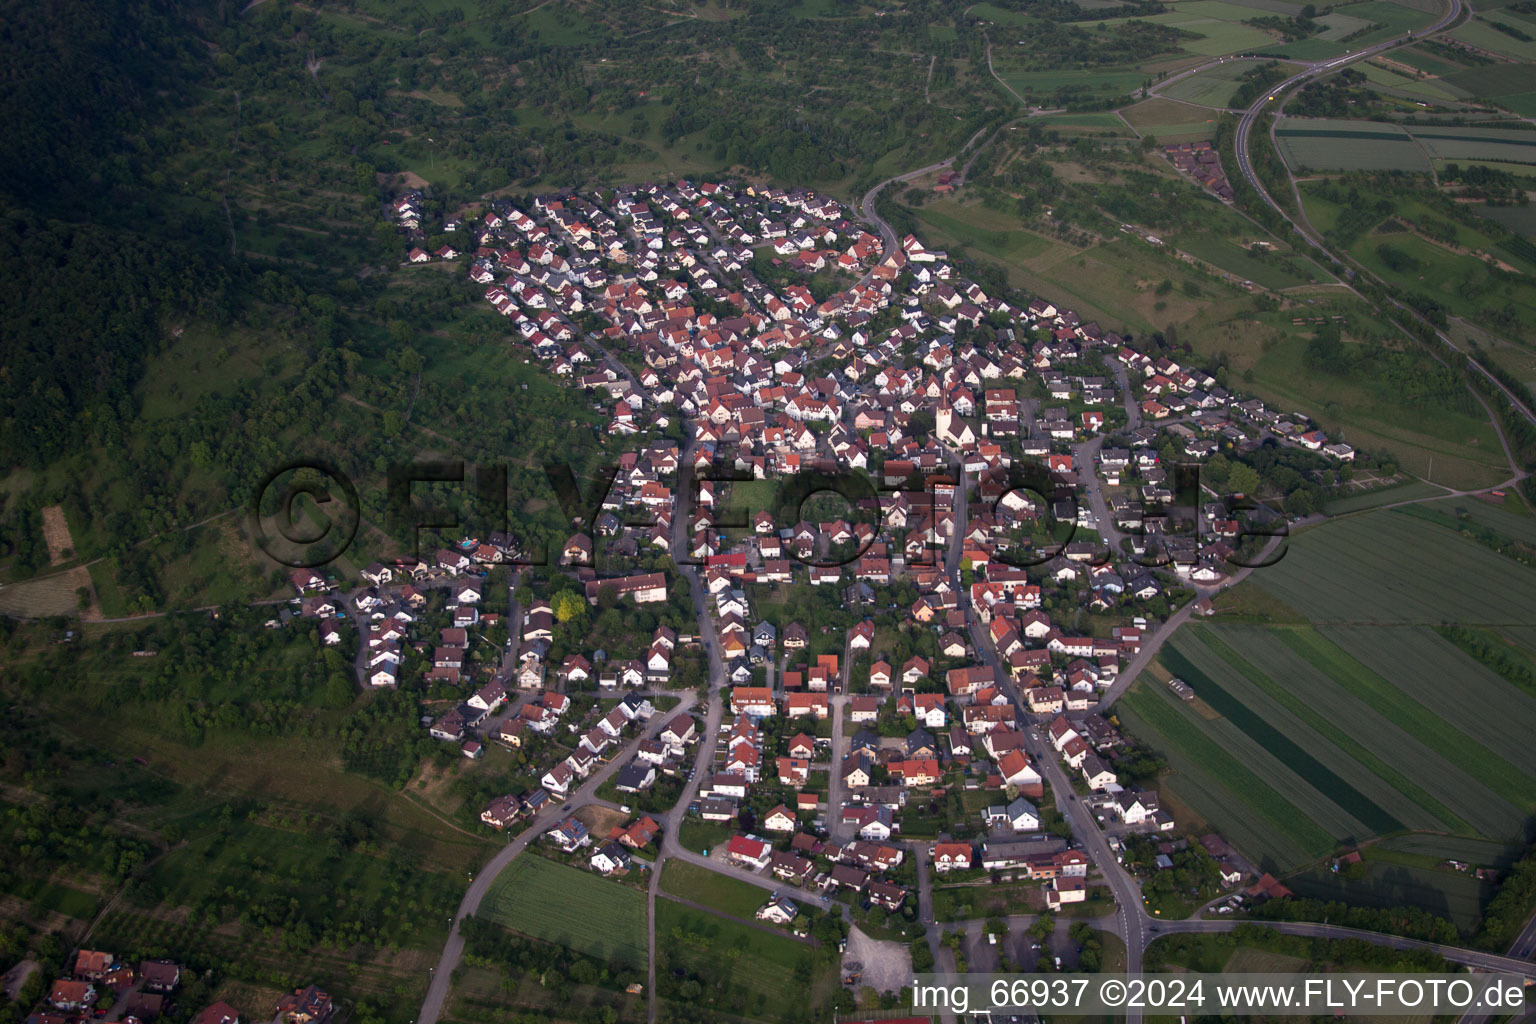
40;506;74;565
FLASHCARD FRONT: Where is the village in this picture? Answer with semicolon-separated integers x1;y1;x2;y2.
376;179;1356;1002
393;179;1350;1002
22;177;1365;1024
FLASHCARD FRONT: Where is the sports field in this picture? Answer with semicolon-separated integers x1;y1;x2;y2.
1275;119;1433;172
481;854;648;965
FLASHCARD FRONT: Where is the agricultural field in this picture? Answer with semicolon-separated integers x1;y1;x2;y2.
1451;11;1536;61
1252;508;1536;623
1316;11;1379;39
481;855;648;966
1120;97;1227;140
1409;124;1536;163
1473;204;1536;239
1357;60;1472;102
1121;504;1536;885
1376;833;1525;866
1275;119;1433;172
1161;58;1285;107
1121;622;1536;874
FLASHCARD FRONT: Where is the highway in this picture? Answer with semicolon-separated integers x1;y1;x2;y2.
1227;0;1536;431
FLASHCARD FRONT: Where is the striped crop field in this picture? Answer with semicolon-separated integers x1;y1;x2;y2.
1251;509;1536;624
1121;623;1536;875
1275;119;1433;172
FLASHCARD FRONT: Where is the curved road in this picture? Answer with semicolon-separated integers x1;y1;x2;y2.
1230;0;1536;428
414;692;695;1024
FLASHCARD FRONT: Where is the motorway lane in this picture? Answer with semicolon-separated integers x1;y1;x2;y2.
1226;0;1536;430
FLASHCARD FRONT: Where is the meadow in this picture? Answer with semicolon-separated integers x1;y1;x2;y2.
481;855;649;966
659;859;773;920
656;899;834;1023
1183;316;1510;489
1121;97;1227;140
1452;11;1536;61
1408;125;1536;163
1357;61;1471;102
1162;59;1283;107
1285;857;1495;933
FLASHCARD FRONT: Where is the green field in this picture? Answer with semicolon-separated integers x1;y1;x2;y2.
660;859;772;919
656;899;832;1022
1443;61;1536;101
1121;97;1225;139
1474;203;1536;237
1407;124;1536;163
1328;0;1436;46
1376;833;1525;867
1452;12;1536;60
997;68;1151;101
1395;44;1473;76
1285;858;1494;933
1396;495;1536;544
1170;231;1325;287
1323;479;1449;514
1317;11;1377;38
1275;119;1433;172
1086;3;1281;56
482;855;648;965
907;199;1062;264
1162;59;1281;107
1253;508;1536;622
1258;36;1351;59
1358;61;1471;102
1121;506;1536;879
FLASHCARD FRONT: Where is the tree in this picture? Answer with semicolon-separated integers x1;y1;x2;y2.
1227;462;1261;496
552;590;587;623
